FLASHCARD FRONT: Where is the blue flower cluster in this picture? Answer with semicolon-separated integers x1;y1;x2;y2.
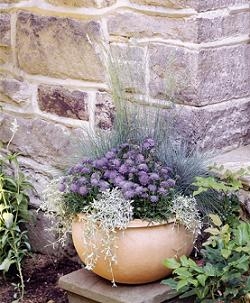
60;138;176;208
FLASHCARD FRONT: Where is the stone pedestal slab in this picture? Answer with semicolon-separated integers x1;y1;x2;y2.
58;269;179;303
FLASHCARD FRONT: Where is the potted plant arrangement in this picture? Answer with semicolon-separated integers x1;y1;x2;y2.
41;97;208;286
41;50;209;287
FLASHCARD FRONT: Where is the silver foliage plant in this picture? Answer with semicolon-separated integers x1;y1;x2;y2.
170;195;202;235
80;188;133;286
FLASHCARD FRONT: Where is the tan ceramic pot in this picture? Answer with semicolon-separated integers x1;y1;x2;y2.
72;215;194;284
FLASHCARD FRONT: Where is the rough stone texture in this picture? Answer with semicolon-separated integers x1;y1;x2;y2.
46;0;116;7
168;98;250;151
149;44;198;104
212;144;250;187
59;269;178;303
16;11;104;81
197;44;250;105
95;92;114;129
238;190;250;215
129;0;249;11
107;11;197;42
0;78;32;105
0;113;84;168
197;11;250;43
0;13;11;46
0;46;11;64
26;210;77;258
109;44;146;94
38;85;89;120
149;44;250;106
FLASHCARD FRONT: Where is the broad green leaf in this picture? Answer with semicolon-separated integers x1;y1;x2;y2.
179;255;189;267
161;278;178;289
209;214;222;227
221;248;231;259
203;263;216;276
3;212;14;228
0;258;14;272
174;267;193;278
176;279;188;291
204;227;220;236
197;274;207;287
163;258;180;269
235;223;250;246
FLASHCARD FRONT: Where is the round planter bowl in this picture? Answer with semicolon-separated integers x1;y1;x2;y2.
72;216;194;284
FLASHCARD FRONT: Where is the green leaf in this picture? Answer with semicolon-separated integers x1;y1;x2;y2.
176;279;188;291
221;248;231;259
235;223;250;246
2;212;14;228
163;258;180;269
197;274;207;287
179;255;189;267
0;258;14;272
204;227;220;236
161;278;178;289
174;268;193;278
209;214;222;227
203;263;216;276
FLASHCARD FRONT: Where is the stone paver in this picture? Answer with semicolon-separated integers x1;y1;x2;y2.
212;145;250;188
58;268;179;303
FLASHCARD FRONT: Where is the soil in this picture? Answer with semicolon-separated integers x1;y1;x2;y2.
0;254;81;303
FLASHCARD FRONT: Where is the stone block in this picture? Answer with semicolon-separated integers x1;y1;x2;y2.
166;98;250;151
26;210;77;258
149;44;250;105
46;0;115;7
107;11;197;42
16;11;104;82
149;44;198;104
0;13;11;46
197;44;250;104
0;78;33;105
197;11;250;43
129;0;248;11
38;85;89;120
59;269;178;303
0;112;84;168
109;44;146;94
95;92;114;129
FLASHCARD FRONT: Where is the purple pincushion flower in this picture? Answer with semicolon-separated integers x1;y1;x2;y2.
139;172;149;186
58;183;66;192
119;164;129;175
142;138;155;150
149;173;160;181
81;166;91;174
79;186;88;196
70;183;78;193
123;190;135;199
158;187;167;195
148;184;157;193
150;195;159;203
105;151;116;159
138;163;148;172
99;180;110;191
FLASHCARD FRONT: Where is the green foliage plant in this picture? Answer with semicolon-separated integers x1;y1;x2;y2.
0;120;31;302
192;165;250;223
162;214;250;302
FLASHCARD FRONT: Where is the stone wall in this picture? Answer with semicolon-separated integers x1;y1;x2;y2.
0;0;249;254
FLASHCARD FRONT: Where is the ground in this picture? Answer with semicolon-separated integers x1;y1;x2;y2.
0;254;81;303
